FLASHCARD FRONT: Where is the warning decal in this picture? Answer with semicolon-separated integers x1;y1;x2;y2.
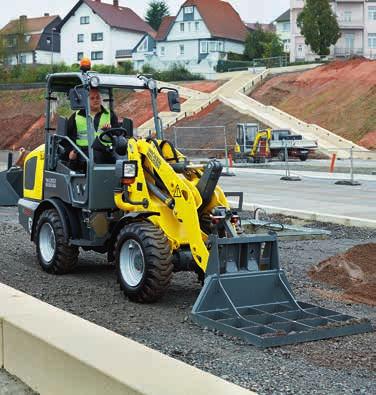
173;185;182;198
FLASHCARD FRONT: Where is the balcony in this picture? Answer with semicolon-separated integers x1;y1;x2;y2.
334;47;364;57
337;19;364;29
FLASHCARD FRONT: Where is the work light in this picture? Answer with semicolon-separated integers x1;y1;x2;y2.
122;161;138;178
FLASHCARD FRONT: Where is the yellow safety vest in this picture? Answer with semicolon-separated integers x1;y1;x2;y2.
75;110;111;147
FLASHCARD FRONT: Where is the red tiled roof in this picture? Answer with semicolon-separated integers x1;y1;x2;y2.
1;15;58;34
155;16;176;41
83;0;155;36
181;0;248;42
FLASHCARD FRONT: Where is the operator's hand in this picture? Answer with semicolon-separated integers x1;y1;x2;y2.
69;150;77;161
102;123;111;130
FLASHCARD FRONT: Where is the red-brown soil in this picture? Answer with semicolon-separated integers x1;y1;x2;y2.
178;80;225;93
309;243;376;306
164;100;266;157
115;90;185;128
0;89;45;150
252;58;376;147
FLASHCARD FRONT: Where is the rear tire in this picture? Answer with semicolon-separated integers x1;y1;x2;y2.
278;151;286;162
35;209;79;274
299;154;308;162
115;221;173;303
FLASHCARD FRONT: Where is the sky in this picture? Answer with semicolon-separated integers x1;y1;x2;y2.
0;0;290;28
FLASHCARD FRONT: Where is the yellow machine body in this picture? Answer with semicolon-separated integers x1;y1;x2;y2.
250;128;272;158
114;138;229;272
23;145;45;201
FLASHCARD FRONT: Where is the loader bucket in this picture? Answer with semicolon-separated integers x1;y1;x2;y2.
191;234;373;347
0;168;23;206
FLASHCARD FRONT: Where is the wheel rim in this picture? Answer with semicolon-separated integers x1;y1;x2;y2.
39;223;56;263
119;239;145;287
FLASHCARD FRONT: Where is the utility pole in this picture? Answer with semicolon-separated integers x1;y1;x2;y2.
51;27;56;67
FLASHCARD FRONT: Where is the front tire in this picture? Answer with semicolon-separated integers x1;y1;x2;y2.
35;209;79;274
115;222;173;303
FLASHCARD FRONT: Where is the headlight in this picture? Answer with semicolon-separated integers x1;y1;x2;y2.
123;161;138;178
90;76;100;88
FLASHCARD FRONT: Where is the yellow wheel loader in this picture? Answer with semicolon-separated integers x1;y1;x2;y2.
13;61;372;347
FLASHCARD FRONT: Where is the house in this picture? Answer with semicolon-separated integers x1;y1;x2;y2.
245;23;276;33
274;10;291;53
132;0;248;73
291;0;376;62
0;14;61;65
58;0;155;66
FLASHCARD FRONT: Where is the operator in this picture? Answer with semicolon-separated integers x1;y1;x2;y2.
67;87;119;166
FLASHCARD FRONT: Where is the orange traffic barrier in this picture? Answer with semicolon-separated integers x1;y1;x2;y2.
330;153;337;173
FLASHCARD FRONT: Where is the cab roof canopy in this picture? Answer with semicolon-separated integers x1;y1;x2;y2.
46;72;148;93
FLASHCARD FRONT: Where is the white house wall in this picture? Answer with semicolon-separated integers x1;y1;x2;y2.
60;2;144;65
60;2;111;64
168;8;211;41
157;40;199;62
35;50;61;64
109;28;145;60
224;41;244;54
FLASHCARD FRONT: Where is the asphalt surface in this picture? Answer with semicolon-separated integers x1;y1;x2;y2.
220;169;376;220
0;207;375;394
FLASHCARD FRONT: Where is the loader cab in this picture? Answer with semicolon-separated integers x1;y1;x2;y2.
42;65;169;211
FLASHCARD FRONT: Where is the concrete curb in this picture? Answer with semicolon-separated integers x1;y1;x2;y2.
0;284;254;395
230;201;376;228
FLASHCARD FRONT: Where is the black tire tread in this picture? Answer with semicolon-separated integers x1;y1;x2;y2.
115;221;173;303
36;209;79;274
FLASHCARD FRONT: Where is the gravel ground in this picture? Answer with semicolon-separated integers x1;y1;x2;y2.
0;369;36;394
0;209;375;394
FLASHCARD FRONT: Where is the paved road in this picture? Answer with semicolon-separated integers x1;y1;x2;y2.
219;168;376;220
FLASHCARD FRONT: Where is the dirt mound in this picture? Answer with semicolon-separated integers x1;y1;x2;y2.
359;131;376;149
178;80;225;93
165;100;267;157
309;243;376;306
252;58;376;146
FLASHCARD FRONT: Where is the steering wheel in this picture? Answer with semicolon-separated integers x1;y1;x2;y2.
98;127;127;145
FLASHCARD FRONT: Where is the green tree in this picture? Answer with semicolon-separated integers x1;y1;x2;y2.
145;1;170;31
297;0;341;56
244;25;284;60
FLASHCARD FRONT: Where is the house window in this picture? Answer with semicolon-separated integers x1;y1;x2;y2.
201;41;224;53
20;55;27;64
91;33;103;41
46;37;51;45
77;34;84;43
369;6;376;21
200;41;208;54
77;52;84;61
7;37;16;48
184;6;193;14
368;33;376;48
139;38;148;52
179;44;185;55
195;21;200;31
282;22;290;32
80;16;90;24
91;51;103;60
344;11;352;22
180;23;185;32
160;46;165;56
24;35;31;43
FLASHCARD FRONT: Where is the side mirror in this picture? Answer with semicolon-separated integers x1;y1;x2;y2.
69;87;88;110
168;90;181;113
